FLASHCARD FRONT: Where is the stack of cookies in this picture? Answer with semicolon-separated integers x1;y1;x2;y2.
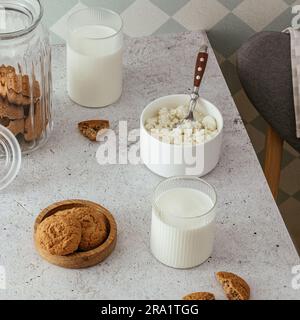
0;64;47;142
36;206;109;256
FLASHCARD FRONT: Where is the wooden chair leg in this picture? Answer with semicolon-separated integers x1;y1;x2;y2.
264;125;284;199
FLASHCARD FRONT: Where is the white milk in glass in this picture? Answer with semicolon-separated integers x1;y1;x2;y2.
151;187;216;269
67;25;123;108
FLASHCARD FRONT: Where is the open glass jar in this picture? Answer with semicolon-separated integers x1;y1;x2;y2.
0;0;52;154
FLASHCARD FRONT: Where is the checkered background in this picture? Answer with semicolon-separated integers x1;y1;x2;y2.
42;0;300;251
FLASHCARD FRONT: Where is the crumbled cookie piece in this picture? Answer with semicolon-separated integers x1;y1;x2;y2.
36;215;82;256
33;79;41;101
0;117;10;126
183;292;215;300
7;118;25;135
0;65;14;99
55;207;109;251
1;117;25;135
22;75;30;99
216;272;250;300
6;71;24;105
0;99;24;119
78;120;110;141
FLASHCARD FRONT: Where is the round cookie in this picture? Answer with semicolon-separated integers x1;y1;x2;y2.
56;207;109;251
36;215;82;256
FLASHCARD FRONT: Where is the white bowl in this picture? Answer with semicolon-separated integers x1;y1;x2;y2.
140;94;223;178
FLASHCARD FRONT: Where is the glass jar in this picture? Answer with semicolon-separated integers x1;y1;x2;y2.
0;0;52;154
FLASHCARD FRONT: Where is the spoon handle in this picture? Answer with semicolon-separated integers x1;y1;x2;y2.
179;45;209;123
194;45;208;89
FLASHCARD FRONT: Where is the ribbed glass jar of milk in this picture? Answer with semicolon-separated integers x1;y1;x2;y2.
151;177;217;269
67;8;123;108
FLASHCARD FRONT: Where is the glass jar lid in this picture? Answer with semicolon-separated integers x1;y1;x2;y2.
0;125;21;190
0;0;43;40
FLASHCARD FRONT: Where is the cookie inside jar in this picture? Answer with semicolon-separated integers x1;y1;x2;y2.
0;64;51;153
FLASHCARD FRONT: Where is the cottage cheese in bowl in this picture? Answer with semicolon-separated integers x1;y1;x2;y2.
140;94;223;177
145;104;219;145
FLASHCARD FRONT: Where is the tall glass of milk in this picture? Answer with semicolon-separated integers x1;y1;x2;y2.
151;177;217;269
67;8;123;108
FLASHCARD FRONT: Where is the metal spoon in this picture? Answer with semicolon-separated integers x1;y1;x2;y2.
179;45;209;124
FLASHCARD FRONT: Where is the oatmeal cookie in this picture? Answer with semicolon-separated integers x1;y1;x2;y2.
56;207;109;251
36;215;82;256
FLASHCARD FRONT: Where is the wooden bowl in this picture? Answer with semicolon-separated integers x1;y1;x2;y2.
34;199;117;269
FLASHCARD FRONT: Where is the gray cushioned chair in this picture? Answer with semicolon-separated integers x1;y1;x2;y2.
237;31;300;199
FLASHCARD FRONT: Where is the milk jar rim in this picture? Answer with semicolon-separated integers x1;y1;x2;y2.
152;176;217;229
67;7;123;41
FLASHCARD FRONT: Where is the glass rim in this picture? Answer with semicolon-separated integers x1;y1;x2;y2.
67;6;123;41
0;0;43;40
152;176;217;221
0;125;22;191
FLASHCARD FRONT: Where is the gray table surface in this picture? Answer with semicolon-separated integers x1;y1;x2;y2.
0;31;299;300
